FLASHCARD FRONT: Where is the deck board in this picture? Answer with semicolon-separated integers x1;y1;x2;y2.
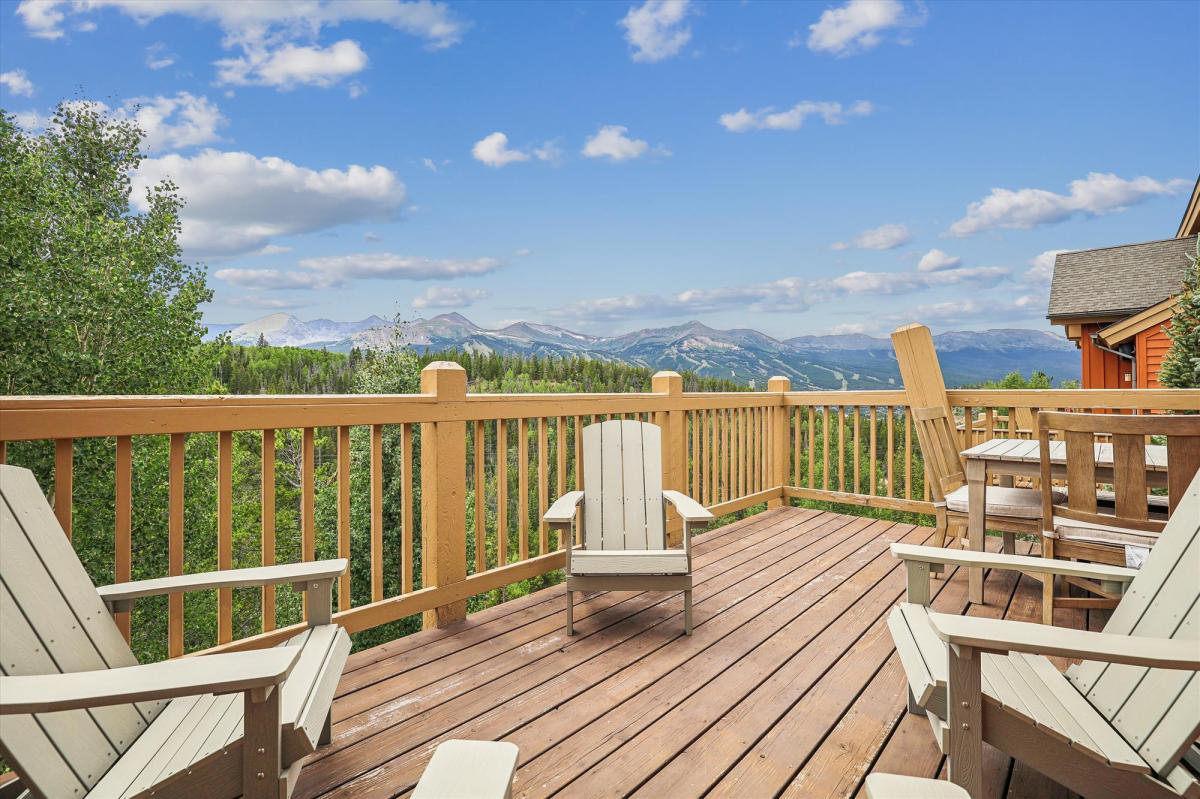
295;507;1088;799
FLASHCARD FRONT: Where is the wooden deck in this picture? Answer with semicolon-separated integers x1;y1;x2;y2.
295;506;1096;799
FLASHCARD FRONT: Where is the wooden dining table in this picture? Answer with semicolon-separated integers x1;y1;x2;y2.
958;437;1169;603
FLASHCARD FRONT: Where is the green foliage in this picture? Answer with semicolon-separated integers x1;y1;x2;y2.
0;103;217;395
1160;240;1200;389
969;370;1053;390
216;344;357;393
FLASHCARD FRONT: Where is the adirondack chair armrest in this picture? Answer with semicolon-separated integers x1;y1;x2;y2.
662;491;713;523
928;612;1200;669
890;543;1137;583
97;559;349;608
0;648;301;714
544;491;585;524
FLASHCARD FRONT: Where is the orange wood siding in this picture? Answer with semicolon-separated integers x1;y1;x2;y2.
1136;320;1172;388
1080;323;1128;389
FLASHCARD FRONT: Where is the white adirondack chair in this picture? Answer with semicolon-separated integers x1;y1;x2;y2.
543;419;713;636
0;464;352;799
885;469;1200;799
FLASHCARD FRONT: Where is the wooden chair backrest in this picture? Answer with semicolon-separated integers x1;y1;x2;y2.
0;465;164;797
1012;406;1037;437
1066;470;1200;777
1037;412;1200;534
911;406;967;503
582;420;665;551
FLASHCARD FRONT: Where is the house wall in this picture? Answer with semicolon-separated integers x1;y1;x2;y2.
1136;320;1172;388
1079;323;1128;389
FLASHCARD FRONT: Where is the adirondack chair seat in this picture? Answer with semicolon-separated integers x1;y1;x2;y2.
1046;515;1160;548
570;549;690;575
943;485;1065;519
86;625;351;799
888;603;1193;780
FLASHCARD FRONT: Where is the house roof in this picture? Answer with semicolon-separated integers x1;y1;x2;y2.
1047;234;1196;320
1177;175;1200;238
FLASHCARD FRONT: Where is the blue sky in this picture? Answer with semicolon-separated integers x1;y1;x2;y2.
2;0;1196;339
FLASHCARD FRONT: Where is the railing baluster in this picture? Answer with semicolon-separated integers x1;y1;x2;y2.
792;408;801;488
691;411;700;498
838;405;846;493
519;417;530;562
822;407;830;492
261;429;276;632
301;427;315;620
497;419;508;567
401;422;414;593
904;409;913;500
538;417;549;556
218;430;233;644
370;423;384;602
475;419;486;570
54;437;72;539
114;435;132;642
337;425;352;611
556;416;567;550
807;407;815;490
168;432;185;658
869;406;878;496
853;406;861;495
886;407;895;498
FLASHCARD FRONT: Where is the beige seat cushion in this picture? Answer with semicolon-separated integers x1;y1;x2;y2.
945;485;1064;519
570;549;689;575
1048;516;1161;547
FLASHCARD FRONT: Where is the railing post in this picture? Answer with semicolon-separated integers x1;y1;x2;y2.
653;371;686;547
420;361;468;629
767;376;790;507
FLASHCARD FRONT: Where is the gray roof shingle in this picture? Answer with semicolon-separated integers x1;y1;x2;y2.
1047;234;1196;319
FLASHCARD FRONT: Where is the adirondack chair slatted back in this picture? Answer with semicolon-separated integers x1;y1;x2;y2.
1012;406;1037;438
582;420;665;551
0;465;163;796
911;406;967;503
1066;470;1200;777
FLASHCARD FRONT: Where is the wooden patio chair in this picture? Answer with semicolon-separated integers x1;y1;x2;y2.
911;406;1063;553
0;464;351;799
885;469;1200;799
543;419;713;636
1039;411;1200;620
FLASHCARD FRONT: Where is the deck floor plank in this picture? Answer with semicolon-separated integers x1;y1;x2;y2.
293;508;1087;799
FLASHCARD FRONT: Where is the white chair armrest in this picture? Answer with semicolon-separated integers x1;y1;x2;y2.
0;648;301;714
662;490;713;523
97;559;349;603
544;491;585;524
928;613;1200;669
890;543;1136;583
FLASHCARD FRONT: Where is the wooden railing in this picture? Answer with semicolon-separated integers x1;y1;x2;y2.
1;368;1196;660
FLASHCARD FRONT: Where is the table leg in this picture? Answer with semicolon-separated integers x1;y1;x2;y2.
966;458;986;604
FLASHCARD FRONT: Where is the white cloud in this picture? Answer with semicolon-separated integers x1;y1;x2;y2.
895;294;1045;324
472;132;530;167
216;39;368;89
806;0;926;57
225;295;312;310
1024;249;1068;285
916;248;962;272
582;125;662;162
214;268;329;290
412;286;489;309
132;149;406;256
947;172;1189;237
364;231;383;242
12;110;48;131
832;222;911;251
117;93;226;152
534;139;564;165
719;100;873;132
0;69;35;97
347;81;366;99
256;244;292;256
145;42;176;70
216;254;500;291
829;323;870;335
17;1;465;89
514;248;532;256
552;262;1009;324
619;0;692;63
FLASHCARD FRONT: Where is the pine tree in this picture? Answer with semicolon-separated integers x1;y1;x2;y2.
1159;240;1200;389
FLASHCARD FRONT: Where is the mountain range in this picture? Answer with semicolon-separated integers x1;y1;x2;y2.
207;312;1080;389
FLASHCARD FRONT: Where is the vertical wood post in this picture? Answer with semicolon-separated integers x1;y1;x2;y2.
767;376;790;507
653;371;685;547
421;362;468;629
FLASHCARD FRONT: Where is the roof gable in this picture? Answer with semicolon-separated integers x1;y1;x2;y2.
1047;234;1196;319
